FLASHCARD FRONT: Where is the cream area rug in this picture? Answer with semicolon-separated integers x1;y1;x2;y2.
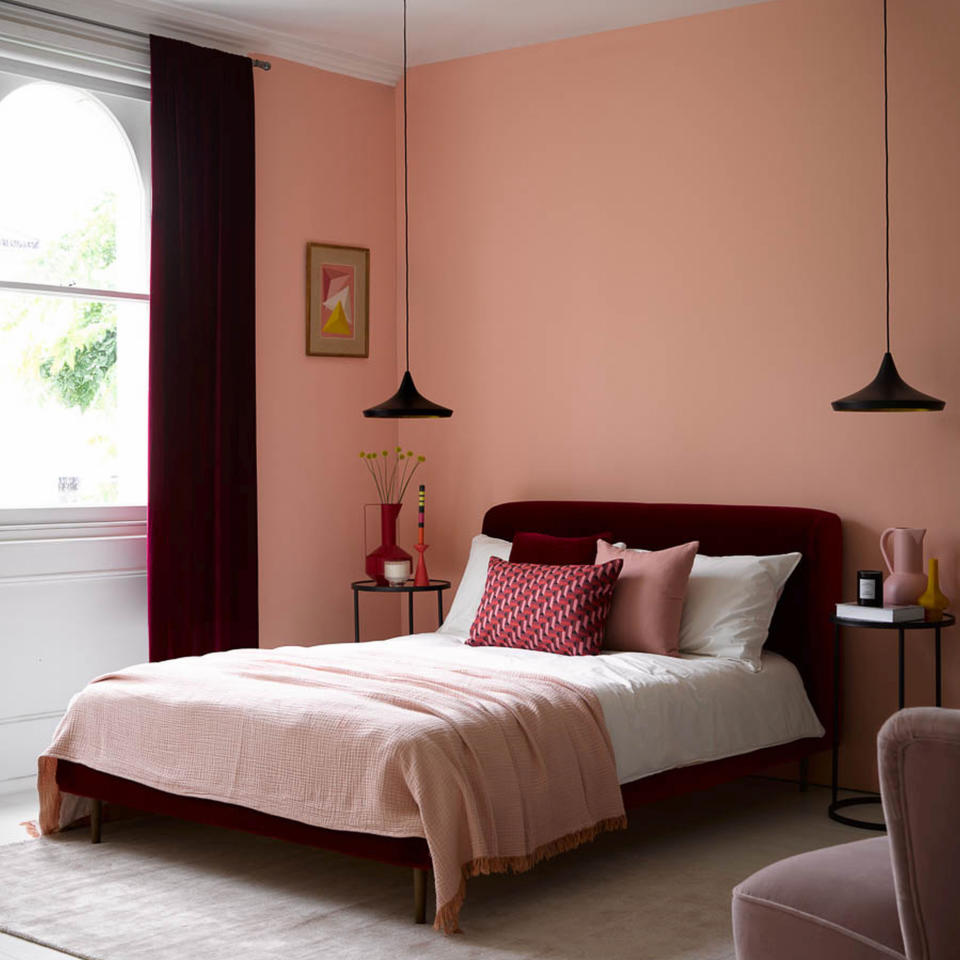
1;779;862;960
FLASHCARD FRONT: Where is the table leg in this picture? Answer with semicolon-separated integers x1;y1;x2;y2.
832;624;840;806
353;590;360;643
828;622;886;830
935;626;942;708
408;592;415;635
898;628;905;710
436;590;443;628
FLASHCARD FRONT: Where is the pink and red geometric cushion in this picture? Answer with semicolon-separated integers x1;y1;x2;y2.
467;557;623;656
509;531;612;565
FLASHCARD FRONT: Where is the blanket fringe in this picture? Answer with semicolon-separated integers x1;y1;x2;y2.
36;756;61;836
433;814;627;933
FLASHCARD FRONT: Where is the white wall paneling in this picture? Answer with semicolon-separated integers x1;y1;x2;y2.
0;531;147;793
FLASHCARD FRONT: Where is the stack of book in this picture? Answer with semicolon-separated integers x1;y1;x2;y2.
835;602;925;623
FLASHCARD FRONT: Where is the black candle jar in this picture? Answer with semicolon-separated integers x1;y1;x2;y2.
857;569;883;607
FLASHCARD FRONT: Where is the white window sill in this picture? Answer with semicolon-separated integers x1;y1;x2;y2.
0;507;147;582
0;505;146;543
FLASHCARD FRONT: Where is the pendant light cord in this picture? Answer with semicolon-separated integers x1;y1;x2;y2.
883;0;891;354
402;0;411;372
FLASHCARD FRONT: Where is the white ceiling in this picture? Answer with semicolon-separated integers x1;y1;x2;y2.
40;0;769;84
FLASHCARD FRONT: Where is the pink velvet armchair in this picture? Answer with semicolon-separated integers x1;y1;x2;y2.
732;707;960;960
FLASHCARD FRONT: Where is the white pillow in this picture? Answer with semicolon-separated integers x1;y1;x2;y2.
613;544;800;670
438;534;511;638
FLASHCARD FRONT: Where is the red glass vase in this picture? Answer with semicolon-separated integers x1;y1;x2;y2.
365;503;412;586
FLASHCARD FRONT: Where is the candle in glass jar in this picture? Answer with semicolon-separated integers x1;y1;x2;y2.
384;560;410;585
857;569;883;607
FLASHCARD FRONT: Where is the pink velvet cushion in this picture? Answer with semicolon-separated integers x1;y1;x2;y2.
732;836;904;960
509;531;612;565
596;539;698;655
467;557;622;656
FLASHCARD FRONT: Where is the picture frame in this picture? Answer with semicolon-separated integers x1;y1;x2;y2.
306;242;370;357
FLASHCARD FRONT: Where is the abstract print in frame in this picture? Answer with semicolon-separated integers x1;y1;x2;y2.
306;242;369;357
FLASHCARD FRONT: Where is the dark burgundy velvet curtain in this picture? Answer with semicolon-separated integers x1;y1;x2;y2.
148;35;258;661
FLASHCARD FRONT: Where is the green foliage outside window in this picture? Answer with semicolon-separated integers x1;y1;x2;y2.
0;193;121;413
35;194;119;412
39;321;116;411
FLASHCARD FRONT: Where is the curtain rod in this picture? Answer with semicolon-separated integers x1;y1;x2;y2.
3;0;272;69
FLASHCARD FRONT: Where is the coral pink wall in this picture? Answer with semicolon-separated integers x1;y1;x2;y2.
399;0;960;789
255;57;401;648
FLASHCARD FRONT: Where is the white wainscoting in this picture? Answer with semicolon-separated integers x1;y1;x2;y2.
0;519;147;794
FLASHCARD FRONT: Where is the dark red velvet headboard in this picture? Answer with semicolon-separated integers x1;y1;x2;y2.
482;501;842;738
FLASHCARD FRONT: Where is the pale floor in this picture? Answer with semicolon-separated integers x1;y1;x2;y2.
0;791;69;959
0;781;876;960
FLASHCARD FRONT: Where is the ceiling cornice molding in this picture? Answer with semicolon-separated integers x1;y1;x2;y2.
28;0;399;84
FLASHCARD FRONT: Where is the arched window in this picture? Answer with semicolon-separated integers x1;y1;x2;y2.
0;76;150;510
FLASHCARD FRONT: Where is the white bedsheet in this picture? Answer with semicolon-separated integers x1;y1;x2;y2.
380;632;824;784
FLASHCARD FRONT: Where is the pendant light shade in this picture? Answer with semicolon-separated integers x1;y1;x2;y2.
831;0;944;414
364;370;453;418
363;0;452;419
832;352;945;412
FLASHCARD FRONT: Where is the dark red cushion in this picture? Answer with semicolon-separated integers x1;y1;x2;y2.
509;531;612;565
467;557;623;656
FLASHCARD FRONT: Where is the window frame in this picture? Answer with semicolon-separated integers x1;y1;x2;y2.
0;68;151;534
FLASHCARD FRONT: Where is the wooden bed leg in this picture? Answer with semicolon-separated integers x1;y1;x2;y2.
90;799;102;844
799;757;810;793
413;867;428;924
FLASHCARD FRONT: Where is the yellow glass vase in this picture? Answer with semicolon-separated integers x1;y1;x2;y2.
918;558;949;621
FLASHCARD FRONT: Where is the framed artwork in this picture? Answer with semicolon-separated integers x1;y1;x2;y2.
306;242;369;357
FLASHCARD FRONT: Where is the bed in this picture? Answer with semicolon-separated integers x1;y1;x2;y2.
46;500;841;928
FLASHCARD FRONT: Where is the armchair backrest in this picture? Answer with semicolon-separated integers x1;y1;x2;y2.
879;707;960;960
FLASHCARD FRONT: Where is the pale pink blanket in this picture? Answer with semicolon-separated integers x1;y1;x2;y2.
37;644;626;931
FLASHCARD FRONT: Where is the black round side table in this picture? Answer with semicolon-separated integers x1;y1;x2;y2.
351;579;451;643
829;611;955;830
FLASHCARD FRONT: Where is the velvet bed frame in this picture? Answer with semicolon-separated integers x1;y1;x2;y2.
56;500;842;922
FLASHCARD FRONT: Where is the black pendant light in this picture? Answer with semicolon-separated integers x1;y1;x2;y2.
364;0;452;418
832;0;944;413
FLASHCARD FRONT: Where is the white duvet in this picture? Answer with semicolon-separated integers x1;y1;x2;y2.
382;632;824;784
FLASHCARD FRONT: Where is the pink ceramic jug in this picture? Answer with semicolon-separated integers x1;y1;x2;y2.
880;527;927;605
